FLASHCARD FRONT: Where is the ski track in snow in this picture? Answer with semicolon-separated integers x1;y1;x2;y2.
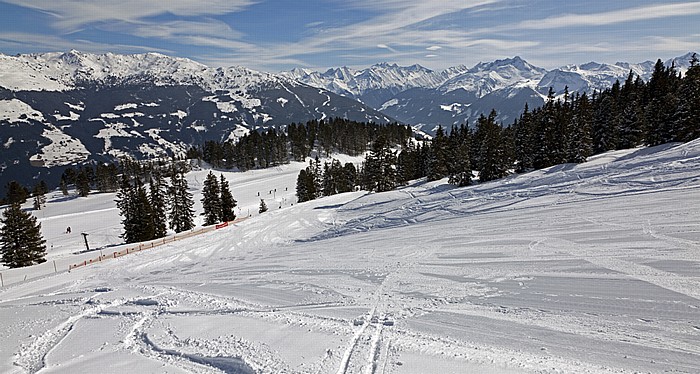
1;141;700;373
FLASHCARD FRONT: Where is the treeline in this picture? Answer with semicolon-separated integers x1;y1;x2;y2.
190;118;412;170
299;56;700;202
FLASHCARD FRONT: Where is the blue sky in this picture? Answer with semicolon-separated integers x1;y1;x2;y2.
0;0;698;72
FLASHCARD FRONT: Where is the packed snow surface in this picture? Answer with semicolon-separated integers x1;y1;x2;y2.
1;141;700;373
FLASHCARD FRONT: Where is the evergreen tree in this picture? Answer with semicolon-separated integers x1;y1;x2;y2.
676;53;700;142
219;174;237;222
513;104;535;173
448;124;472;186
32;183;47;211
362;135;397;192
96;162;119;192
592;92;619;154
132;180;155;242
0;203;46;268
426;126;449;181
645;59;681;146
5;181;28;204
475;110;510;182
201;172;222;226
76;168;91;197
259;199;268;214
396;148;413;186
168;169;195;233
115;175;135;242
60;177;69;196
322;161;335;196
340;162;358;193
296;169;316;203
617;72;645;149
148;173;168;239
116;175;155;244
567;93;594;163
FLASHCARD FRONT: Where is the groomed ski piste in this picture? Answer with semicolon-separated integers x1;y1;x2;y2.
1;140;699;373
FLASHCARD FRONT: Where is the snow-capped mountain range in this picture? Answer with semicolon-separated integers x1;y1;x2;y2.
287;53;696;132
0;50;695;191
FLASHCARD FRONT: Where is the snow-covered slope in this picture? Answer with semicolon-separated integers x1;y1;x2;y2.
1;140;699;373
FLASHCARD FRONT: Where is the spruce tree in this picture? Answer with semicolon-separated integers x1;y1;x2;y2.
5;181;28;204
475;110;509;182
115;175;136;242
513;104;535;173
567;93;594;163
168;169;195;233
76;168;91;197
219;174;237;222
427;126;449;181
645;59;681;146
116;175;155;243
149;173;168;239
340;162;357;193
362;135;397;192
132;180;155;242
60;177;69;196
32;182;47;210
296;169;316;203
676;53;700;142
201;172;222;226
0;203;47;268
448;124;472;186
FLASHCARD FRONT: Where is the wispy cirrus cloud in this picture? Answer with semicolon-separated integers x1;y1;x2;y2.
516;2;700;30
0;31;173;54
1;0;255;32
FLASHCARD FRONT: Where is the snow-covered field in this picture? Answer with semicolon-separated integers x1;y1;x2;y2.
1;141;699;373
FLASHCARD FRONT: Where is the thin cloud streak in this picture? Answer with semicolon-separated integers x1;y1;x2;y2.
516;2;700;29
1;0;255;31
0;32;173;55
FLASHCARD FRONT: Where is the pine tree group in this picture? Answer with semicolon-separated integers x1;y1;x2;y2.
200;172;237;225
0;203;47;268
116;160;197;242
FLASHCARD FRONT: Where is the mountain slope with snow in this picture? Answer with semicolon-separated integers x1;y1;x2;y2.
0;51;392;191
1;140;699;373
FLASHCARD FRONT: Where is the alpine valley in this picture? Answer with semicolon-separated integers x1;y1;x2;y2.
0;50;695;189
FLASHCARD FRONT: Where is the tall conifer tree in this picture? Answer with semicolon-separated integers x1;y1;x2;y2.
168;169;195;233
219;174;237;222
201;172;222;226
0;203;47;268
